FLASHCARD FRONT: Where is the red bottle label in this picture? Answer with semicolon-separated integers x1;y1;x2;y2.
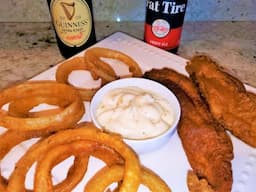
144;0;187;51
144;23;182;50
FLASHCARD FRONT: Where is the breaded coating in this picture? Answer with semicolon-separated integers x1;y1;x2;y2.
186;55;256;147
144;68;233;192
187;171;214;192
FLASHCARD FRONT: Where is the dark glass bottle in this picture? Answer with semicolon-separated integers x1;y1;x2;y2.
144;0;187;54
47;0;96;58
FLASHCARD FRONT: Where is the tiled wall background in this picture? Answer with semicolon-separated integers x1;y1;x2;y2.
0;0;255;22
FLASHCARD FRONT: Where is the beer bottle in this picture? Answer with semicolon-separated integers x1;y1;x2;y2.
47;0;96;58
144;0;187;54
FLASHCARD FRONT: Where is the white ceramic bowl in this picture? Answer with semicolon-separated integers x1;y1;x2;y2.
90;77;181;154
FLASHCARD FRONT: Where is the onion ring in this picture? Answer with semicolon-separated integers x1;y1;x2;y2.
2;131;89;192
85;47;142;82
85;165;171;192
34;140;124;192
0;88;87;191
55;57;101;101
0;128;91;192
53;155;89;192
0;130;53;191
0;131;36;191
85;48;117;82
8;96;69;118
0;81;85;132
8;123;139;192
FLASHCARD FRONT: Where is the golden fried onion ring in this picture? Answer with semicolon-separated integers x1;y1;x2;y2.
0;129;90;192
55;57;100;101
8;96;69;117
1;90;88;191
34;140;124;192
0;130;39;191
7;123;140;192
0;81;85;132
0;130;57;191
85;165;171;192
0;131;90;192
85;47;143;82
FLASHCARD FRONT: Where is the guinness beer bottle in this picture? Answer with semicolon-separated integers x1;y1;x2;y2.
144;0;187;54
47;0;96;58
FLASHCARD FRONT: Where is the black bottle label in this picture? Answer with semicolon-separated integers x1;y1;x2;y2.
50;0;92;47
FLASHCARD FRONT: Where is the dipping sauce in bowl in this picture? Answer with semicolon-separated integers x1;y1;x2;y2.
96;86;174;139
90;78;181;154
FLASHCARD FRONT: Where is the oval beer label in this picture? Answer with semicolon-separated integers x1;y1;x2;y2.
50;0;92;47
152;19;170;38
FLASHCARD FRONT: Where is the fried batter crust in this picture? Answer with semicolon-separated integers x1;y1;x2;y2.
144;68;233;192
186;55;256;147
187;171;214;192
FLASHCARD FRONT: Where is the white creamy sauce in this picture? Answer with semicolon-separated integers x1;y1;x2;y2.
96;86;175;139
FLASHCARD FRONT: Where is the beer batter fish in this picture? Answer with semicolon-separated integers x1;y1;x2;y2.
144;68;233;192
186;55;256;147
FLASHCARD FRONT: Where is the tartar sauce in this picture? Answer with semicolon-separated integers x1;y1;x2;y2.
96;86;175;139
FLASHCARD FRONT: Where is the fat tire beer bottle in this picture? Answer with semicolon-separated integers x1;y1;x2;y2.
47;0;96;58
144;0;187;54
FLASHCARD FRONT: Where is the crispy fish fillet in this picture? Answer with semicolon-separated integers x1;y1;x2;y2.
186;55;256;147
144;68;233;192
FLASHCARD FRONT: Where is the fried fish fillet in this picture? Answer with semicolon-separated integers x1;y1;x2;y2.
144;68;233;192
186;55;256;147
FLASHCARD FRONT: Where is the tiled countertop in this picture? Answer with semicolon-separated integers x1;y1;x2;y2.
0;21;255;89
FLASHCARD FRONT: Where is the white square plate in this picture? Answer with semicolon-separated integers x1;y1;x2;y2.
1;32;256;192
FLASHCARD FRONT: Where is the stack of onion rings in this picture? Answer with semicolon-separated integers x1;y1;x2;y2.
0;81;85;191
56;47;142;102
1;109;171;192
34;140;124;192
7;123;141;192
31;123;171;192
